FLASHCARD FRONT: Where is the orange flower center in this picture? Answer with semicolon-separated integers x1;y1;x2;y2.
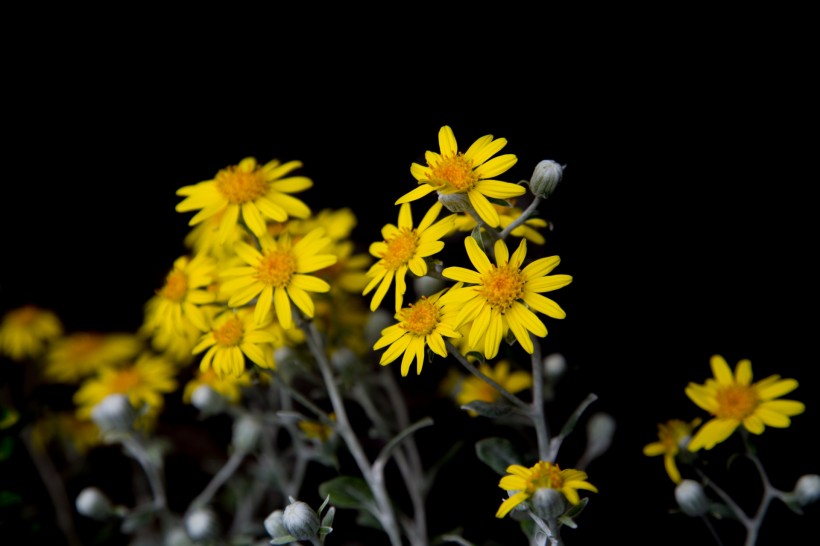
715;385;759;420
159;270;188;302
9;305;39;326
399;297;439;335
213;317;244;347
479;265;525;312
109;367;141;393
381;228;419;270
256;249;297;287
528;461;563;492
429;153;478;193
215;164;268;204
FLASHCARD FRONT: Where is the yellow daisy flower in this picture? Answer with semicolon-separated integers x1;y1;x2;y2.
363;201;455;313
0;305;63;361
396;125;524;228
455;201;549;245
373;289;461;377
642;418;701;484
685;355;805;451
73;352;178;420
496;460;598;518
43;332;143;384
182;368;252;405
176;156;312;245
219;228;338;329
452;360;533;416
143;254;217;336
193;309;280;379
442;237;571;360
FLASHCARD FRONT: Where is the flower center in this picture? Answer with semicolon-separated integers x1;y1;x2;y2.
215;164;268;204
213;317;244;347
529;461;563;492
159;270;188;302
399;297;440;335
479;265;525;312
715;385;759;420
430;153;478;193
109;367;141;393
381;228;419;270
256;249;297;287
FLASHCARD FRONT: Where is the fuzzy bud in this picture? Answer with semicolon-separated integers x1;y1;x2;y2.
264;509;288;538
164;526;194;546
90;394;136;433
531;487;567;519
543;353;567;382
190;385;226;415
76;487;113;520
184;507;219;542
793;474;820;506
529;160;563;198
438;192;473;213
232;414;262;454
282;500;320;540
675;479;710;517
584;412;617;462
330;347;358;372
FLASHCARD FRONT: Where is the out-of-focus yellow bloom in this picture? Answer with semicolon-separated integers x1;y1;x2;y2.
43;332;142;384
0;305;63;361
643;418;701;483
193;309;279;379
450;360;532;416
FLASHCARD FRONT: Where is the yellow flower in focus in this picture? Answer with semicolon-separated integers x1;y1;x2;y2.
373;289;461;377
396;125;523;228
183;368;252;405
442;237;571;360
363;201;455;313
686;355;805;451
74;352;177;420
143;254;217;335
0;305;63;361
643;418;701;483
176;157;312;245
496;460;597;518
43;332;143;384
455;201;549;245
219;228;337;329
193;309;279;378
453;360;533;416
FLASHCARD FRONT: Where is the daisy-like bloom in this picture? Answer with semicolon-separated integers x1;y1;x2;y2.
396;125;524;228
686;355;806;451
193;309;280;378
454;201;550;245
363;201;455;313
219;228;337;329
73;352;178;421
496;460;598;518
43;332;143;384
0;305;63;361
642;418;702;484
182;368;252;405
373;288;461;377
453;360;533;416
442;236;571;360
143;254;217;336
176;157;313;245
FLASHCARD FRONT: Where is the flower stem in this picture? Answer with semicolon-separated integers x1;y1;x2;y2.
446;342;530;412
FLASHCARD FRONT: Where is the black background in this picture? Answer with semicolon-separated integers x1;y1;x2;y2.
2;16;819;546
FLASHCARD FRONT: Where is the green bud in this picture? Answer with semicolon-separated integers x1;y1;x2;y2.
675;479;710;516
90;394;136;433
283;500;320;540
232;414;262;453
75;487;113;520
793;474;820;506
529;160;563;198
264;509;287;538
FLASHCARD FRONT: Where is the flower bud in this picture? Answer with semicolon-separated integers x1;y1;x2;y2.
190;385;226;415
232;414;262;454
584;412;617;462
90;394;136;433
529;160;563;198
330;347;358;372
793;474;820;506
164;526;194;546
675;479;710;516
184;507;219;542
76;486;113;520
438;192;473;213
264;509;288;538
543;353;566;382
282;500;320;540
531;487;567;519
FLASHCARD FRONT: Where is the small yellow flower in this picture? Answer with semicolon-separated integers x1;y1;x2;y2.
0;305;63;361
193;309;280;378
43;332;143;384
643;418;701;483
396;125;524;228
686;355;805;451
363;201;455;313
143;254;217;336
496;460;597;518
182;368;252;405
442;237;571;360
219;228;337;329
452;360;533;416
373;289;461;377
176;157;312;245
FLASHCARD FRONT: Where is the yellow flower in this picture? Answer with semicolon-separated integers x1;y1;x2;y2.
30;411;101;455
442;237;571;360
452;360;533;416
182;368;252;405
73;352;178;420
363;201;455;313
176;157;312;245
373;289;461;377
193;309;280;378
0;305;63;361
454;201;549;245
496;460;597;518
143;254;217;336
43;332;143;384
219;228;337;329
685;355;806;451
396;125;523;228
643;418;701;484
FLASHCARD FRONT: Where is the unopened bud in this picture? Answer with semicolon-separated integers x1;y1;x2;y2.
232;414;262;453
330;347;358;372
531;487;567;519
282;500;320;540
264;509;288;537
793;474;820;506
184;507;219;542
438;192;473;213
164;526;194;546
529;160;563;198
91;394;136;433
543;353;566;382
190;385;226;415
675;479;710;516
584;412;617;462
76;487;113;520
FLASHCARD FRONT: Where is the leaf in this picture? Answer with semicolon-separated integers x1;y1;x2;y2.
562;497;588;519
270;534;296;544
475;437;521;475
120;504;155;534
461;400;516;418
487;197;512;207
470;226;486;253
321;505;335;528
318;476;373;509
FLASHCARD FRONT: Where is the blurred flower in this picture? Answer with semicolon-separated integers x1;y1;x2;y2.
396;125;523;228
0;305;62;361
183;368;252;406
685;355;805;451
43;332;142;384
193;309;279;378
449;360;532;416
643;418;701;484
496;460;597;518
142;254;217;335
30;411;101;455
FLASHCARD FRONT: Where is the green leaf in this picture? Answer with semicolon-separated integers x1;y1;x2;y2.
318;476;373;509
470;226;486;252
487;197;512;207
355;509;382;529
563;496;588;519
466;352;485;363
120;504;155;534
271;534;296;544
475;437;521;475
556;394;598;442
321;505;335;528
557;514;578;529
461;400;515;418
